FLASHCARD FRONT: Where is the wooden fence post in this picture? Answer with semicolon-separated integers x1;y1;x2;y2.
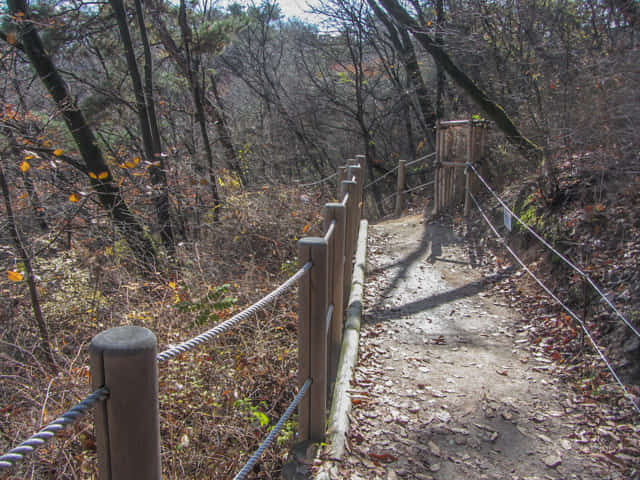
433;122;441;216
338;166;347;200
324;203;346;393
297;238;328;442
90;326;161;480
340;180;357;309
355;154;366;217
395;159;406;217
464;121;474;217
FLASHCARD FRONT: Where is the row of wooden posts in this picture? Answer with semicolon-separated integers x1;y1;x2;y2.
86;156;366;479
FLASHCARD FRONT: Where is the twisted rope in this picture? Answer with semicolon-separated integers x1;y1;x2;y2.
469;192;640;415
0;387;109;469
233;378;312;480
157;263;312;362
298;172;338;187
468;164;640;339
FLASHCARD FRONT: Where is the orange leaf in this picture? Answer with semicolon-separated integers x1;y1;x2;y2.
369;452;397;463
19;161;30;172
7;270;23;282
302;223;310;234
595;203;605;212
6;32;16;45
88;172;97;179
69;193;80;203
98;171;109;180
53;149;63;156
584;205;594;214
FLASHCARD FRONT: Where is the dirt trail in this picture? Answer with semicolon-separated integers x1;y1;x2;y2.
314;215;624;479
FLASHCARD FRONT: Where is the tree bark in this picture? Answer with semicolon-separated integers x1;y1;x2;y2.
367;0;435;143
7;0;158;270
377;0;559;201
111;0;175;253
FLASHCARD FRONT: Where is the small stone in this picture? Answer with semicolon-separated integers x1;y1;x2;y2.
543;454;562;468
429;463;441;472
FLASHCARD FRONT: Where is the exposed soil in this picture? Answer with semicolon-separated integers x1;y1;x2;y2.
314;214;634;479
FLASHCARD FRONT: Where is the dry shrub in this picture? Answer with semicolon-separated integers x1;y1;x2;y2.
0;180;335;479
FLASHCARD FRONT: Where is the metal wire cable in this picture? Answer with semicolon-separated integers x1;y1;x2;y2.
233;378;312;480
469;192;640;415
297;172;338;188
405;152;436;167
157;263;312;362
468;164;640;339
0;387;110;469
402;180;435;195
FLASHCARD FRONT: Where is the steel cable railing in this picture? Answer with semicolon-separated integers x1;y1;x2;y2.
0;387;110;469
405;151;436;167
157;262;312;362
467;164;640;339
469;191;640;415
233;378;312;480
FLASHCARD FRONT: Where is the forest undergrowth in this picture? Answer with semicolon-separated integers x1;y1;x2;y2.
0;182;333;479
452;149;640;471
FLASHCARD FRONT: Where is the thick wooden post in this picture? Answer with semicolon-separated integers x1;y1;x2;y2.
297;238;328;442
338;166;347;200
90;326;160;480
433;123;441;216
395;159;406;217
324;203;346;392
347;165;362;230
340;180;357;309
464;121;474;216
355;154;366;217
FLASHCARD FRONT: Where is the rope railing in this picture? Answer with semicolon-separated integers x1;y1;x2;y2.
297;172;338;187
0;156;368;477
0;387;110;469
365;165;398;190
467;164;640;340
382;180;435;204
157;262;312;362
469;191;640;415
233;378;312;480
324;220;335;242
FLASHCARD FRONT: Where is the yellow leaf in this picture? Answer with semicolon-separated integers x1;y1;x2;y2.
218;178;225;186
24;154;35;160
19;161;30;172
17;193;28;199
302;223;310;233
98;171;109;180
7;270;23;282
53;149;63;156
168;281;176;289
69;193;80;202
6;32;16;45
88;172;97;179
42;140;52;147
132;156;140;166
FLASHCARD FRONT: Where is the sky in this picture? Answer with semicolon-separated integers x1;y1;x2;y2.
274;0;321;23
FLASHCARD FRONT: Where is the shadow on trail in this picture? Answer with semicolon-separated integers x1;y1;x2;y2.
370;221;461;302
366;269;513;324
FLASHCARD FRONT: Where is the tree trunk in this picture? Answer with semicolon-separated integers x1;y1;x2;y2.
8;0;158;270
367;0;435;144
0;157;56;368
377;0;559;201
111;0;175;253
